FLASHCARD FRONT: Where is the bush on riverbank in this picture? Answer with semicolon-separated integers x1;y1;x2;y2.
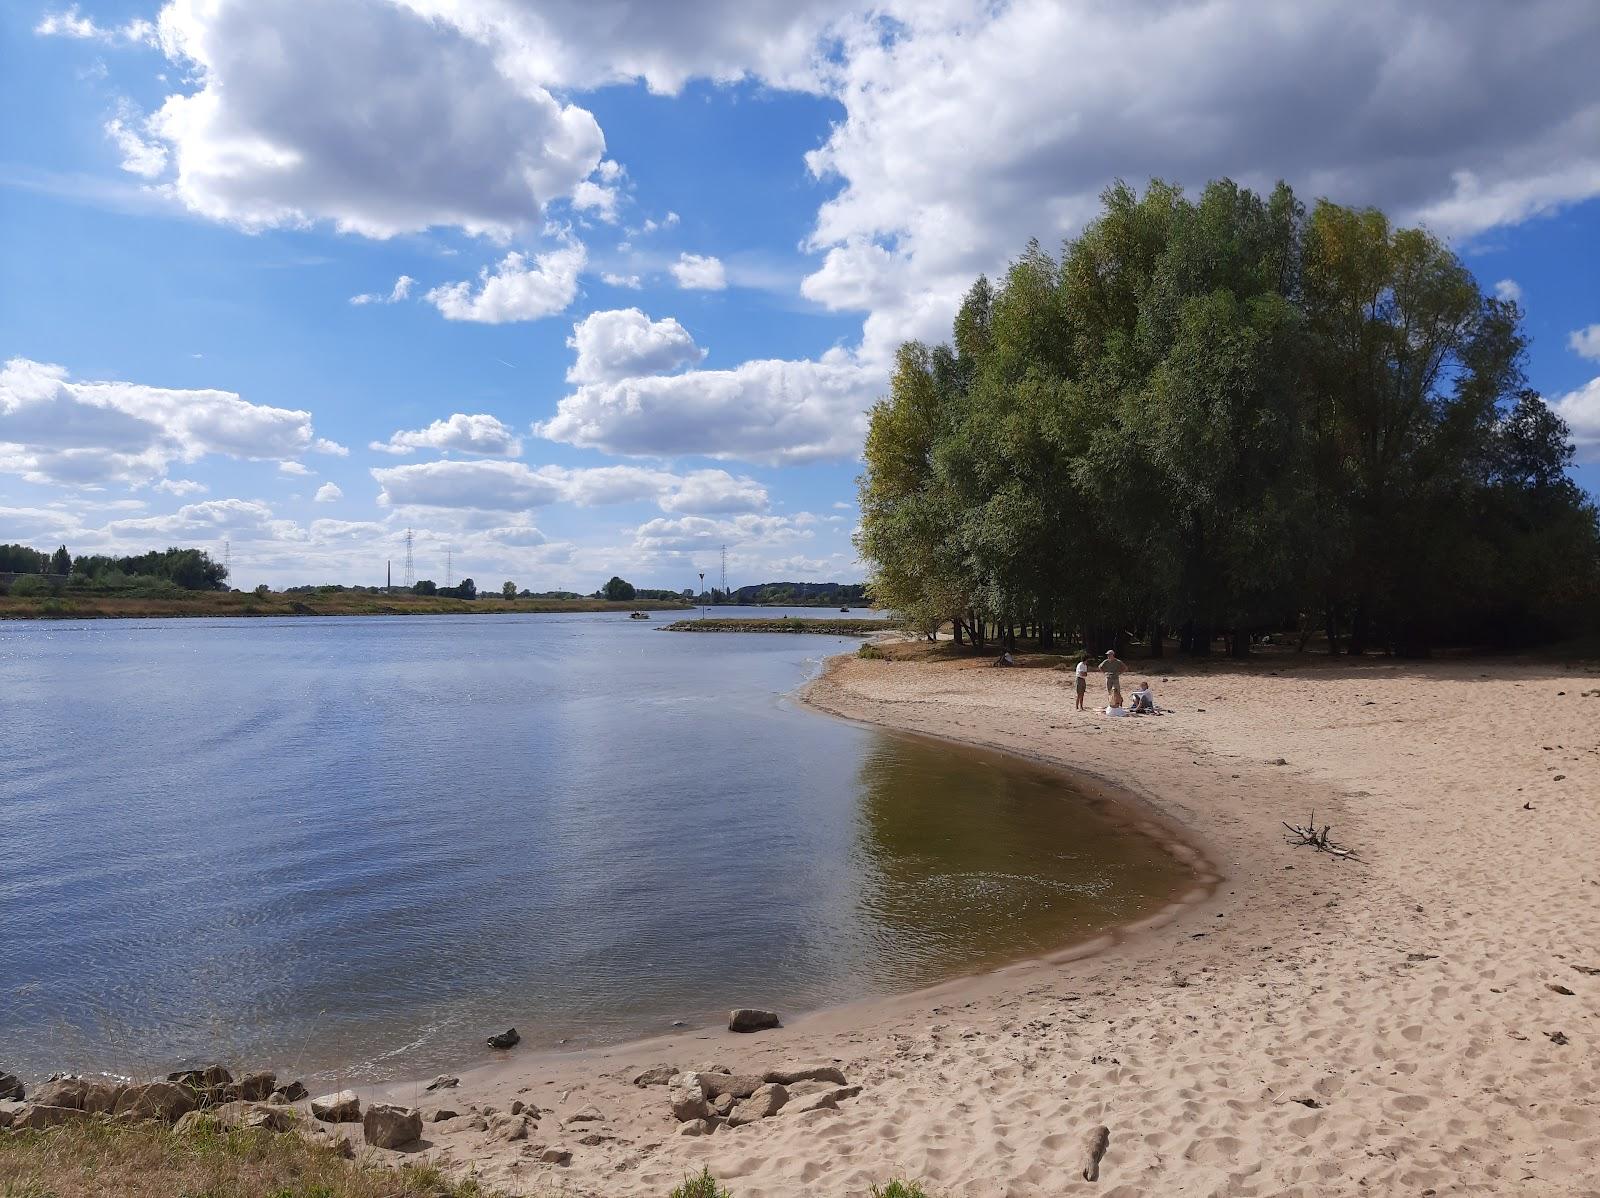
0;1120;499;1198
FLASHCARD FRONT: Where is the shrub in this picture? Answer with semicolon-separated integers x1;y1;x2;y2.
871;1181;933;1198
668;1168;732;1198
8;574;50;597
858;642;888;660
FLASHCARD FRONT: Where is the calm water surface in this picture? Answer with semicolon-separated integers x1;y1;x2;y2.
0;612;1187;1083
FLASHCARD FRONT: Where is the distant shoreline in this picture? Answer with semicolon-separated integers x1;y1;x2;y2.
661;616;885;634
0;594;694;620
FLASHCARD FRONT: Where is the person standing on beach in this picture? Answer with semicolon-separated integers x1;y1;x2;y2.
1073;656;1089;710
1098;649;1125;708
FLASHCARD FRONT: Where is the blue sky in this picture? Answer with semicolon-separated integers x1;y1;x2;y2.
3;1;1599;590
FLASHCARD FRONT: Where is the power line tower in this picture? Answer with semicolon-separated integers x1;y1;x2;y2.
223;539;231;581
720;544;727;601
402;528;415;588
445;546;453;588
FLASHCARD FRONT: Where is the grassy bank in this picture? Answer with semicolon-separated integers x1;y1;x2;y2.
0;592;691;620
662;617;887;635
0;1121;498;1198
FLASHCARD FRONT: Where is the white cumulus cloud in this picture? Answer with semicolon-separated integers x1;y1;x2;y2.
1549;377;1600;462
671;253;727;290
314;482;344;503
1569;324;1600;361
350;276;415;306
1494;279;1523;303
425;243;586;323
0;357;340;488
372;459;767;514
538;348;876;465
565;308;705;385
371;413;523;457
141;0;605;238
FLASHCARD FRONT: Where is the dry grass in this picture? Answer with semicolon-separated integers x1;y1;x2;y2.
0;1121;500;1198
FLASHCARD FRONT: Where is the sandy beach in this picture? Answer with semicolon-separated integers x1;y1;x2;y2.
359;648;1600;1197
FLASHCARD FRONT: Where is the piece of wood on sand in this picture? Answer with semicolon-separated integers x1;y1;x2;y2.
1082;1124;1110;1182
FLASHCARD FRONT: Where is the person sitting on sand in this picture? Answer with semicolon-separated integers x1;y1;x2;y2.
1097;649;1125;708
1073;655;1089;710
1129;681;1156;713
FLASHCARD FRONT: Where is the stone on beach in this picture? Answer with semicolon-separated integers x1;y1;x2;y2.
114;1081;199;1123
762;1064;847;1086
0;1100;23;1128
176;1100;295;1134
486;1027;520;1049
677;1117;714;1136
363;1102;423;1149
728;1008;781;1033
631;1064;676;1087
167;1065;231;1090
0;1072;23;1101
429;1108;459;1122
564;1103;605;1124
237;1071;276;1101
695;1072;764;1099
12;1104;91;1130
539;1146;573;1165
33;1076;120;1113
667;1076;710;1122
425;1074;460;1091
272;1080;308;1103
727;1082;789;1125
311;1090;362;1123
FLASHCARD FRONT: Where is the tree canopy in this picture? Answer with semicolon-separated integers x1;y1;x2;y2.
857;179;1600;656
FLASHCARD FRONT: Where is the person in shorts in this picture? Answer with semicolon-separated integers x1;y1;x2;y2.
1098;649;1125;708
1073;656;1089;710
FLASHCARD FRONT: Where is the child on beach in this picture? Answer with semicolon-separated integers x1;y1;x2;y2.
1129;681;1156;713
1073;656;1089;710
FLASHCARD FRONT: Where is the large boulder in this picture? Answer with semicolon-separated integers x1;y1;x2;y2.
14;1104;92;1130
667;1076;710;1122
310;1090;362;1123
0;1072;23;1101
175;1101;295;1135
272;1080;308;1103
695;1073;763;1100
763;1065;846;1087
236;1071;276;1101
728;1009;780;1033
726;1083;788;1126
0;1099;25;1128
115;1081;200;1123
363;1102;422;1149
167;1065;232;1089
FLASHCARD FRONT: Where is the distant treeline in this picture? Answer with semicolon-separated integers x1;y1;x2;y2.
0;544;228;594
720;581;870;606
858;179;1600;656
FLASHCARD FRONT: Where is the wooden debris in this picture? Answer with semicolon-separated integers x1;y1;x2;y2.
1282;811;1358;859
1081;1124;1110;1182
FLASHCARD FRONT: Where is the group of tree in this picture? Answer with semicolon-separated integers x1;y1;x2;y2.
725;581;870;606
1;544;228;592
410;578;477;599
857;178;1600;656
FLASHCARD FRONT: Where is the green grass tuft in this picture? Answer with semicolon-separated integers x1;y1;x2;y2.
667;1167;732;1198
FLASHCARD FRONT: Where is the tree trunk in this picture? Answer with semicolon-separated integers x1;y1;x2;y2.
953;617;964;646
1040;620;1054;652
1229;627;1250;658
1148;622;1164;659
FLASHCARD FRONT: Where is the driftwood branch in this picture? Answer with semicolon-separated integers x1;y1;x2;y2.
1081;1125;1110;1182
1283;810;1358;859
